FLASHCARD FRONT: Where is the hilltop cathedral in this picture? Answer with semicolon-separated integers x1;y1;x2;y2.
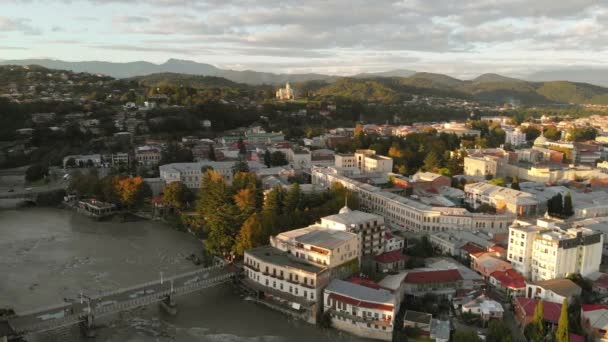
275;82;295;100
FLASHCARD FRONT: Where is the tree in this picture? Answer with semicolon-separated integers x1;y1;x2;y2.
354;122;363;137
489;177;506;187
544;126;560;141
233;213;264;257
115;177;148;209
487;320;512;342
422;150;440;172
25;164;49;182
283;183;301;213
237;138;247;155
270;151;288;166
453;330;481;342
208;145;217;161
232;159;249;174
527;300;546;342
511;176;521;190
234;188;257;217
98;175;121;203
563;192;574;217
263;149;272;167
162;181;192;210
556;298;569;342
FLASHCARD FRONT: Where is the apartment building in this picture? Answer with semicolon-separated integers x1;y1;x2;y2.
464;182;540;218
507;221;603;281
312;167;514;234
324;279;397;341
287;148;312;170
464;155;505;179
505;128;527;147
135;145;161;166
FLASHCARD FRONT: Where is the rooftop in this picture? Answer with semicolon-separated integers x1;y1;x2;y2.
404;310;432;325
245;245;325;274
277;226;357;251
325;279;394;311
531;278;581;298
321;210;382;226
403;269;462;284
514;297;562;323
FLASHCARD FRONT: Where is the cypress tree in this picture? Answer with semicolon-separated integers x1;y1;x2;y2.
556;298;569;342
563;192;574;217
531;300;545;342
511;176;520;190
554;193;563;216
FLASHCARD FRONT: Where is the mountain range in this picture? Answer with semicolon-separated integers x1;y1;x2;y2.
2;58;608;105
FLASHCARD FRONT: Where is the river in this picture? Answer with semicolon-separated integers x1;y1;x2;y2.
0;207;369;342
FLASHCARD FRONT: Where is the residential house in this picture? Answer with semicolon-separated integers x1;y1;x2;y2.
461;294;504;321
525;279;581;304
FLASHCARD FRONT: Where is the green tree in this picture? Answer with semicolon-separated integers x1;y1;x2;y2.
453;330;481;342
489;177;506;187
556;298;569;342
511;176;521;190
563;192;574;217
487;320;512;342
422;150;440;172
283;183;301;213
25;164;49;182
544;126;560;141
263;149;272;167
208;145;216;161
270;151;288;166
232;159;249;174
65;157;76;168
528;300;546;342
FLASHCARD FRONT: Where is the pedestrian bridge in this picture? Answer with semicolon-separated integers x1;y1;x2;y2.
7;260;236;336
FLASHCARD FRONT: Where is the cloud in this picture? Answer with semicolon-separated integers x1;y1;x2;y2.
0;46;28;50
0;16;41;35
112;15;151;24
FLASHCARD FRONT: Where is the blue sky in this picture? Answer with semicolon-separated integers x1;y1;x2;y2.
1;0;607;78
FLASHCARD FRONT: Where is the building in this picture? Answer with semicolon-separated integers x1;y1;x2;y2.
461;294;504;321
489;269;526;297
159;161;264;189
374;250;408;273
505;127;527;147
507;222;603;281
276;83;295;100
471;254;513;279
135;145;162;166
581;304;608;341
525;278;581;304
270;225;360;269
403;310;432;335
319;206;385;257
383;232;405;252
312;167;514;234
111;152;129;166
287;148;312;170
243;245;330;319
324;279;397;341
401;269;463;298
246;131;285;145
514;297;562;328
335;150;393;174
464;182;539;218
429;319;450;342
410;172;451;191
464;155;506;179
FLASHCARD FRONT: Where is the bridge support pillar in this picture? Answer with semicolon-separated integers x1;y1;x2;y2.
79;313;97;338
160;293;178;316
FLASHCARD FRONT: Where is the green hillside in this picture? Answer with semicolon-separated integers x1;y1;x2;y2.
314;78;405;103
129;72;249;89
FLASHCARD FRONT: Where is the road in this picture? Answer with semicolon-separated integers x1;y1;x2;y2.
9;263;236;334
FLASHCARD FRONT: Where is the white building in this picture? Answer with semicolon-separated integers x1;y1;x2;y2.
507;221;603;281
276;83;295;100
312;167;514;234
111;152;129;166
505;128;527;147
319;206;386;257
383;232;405;253
271;225;360;268
464;182;539;218
525;278;581;304
287;148;312;170
335;150;393;174
324;279;397;341
461;294;504;320
159;161;265;189
62;154;102;168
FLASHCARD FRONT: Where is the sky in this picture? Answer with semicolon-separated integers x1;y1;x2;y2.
0;0;607;78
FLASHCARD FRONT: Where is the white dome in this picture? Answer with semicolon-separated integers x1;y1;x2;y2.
339;205;352;214
534;135;548;146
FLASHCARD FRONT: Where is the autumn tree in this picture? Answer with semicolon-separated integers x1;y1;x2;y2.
511;176;521;190
115;176;148;209
422;150;440;172
526;300;545;342
233;213;264;257
162;181;192;210
556;298;569;342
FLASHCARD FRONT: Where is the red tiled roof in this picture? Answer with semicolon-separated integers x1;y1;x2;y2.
374;250;408;264
348;277;392;291
404;269;462;284
329;293;394;311
471;251;487;259
461;243;485;255
385;232;395;239
582;304;608;312
488;246;507;254
570;334;585;342
514;297;562;323
490;269;526;289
